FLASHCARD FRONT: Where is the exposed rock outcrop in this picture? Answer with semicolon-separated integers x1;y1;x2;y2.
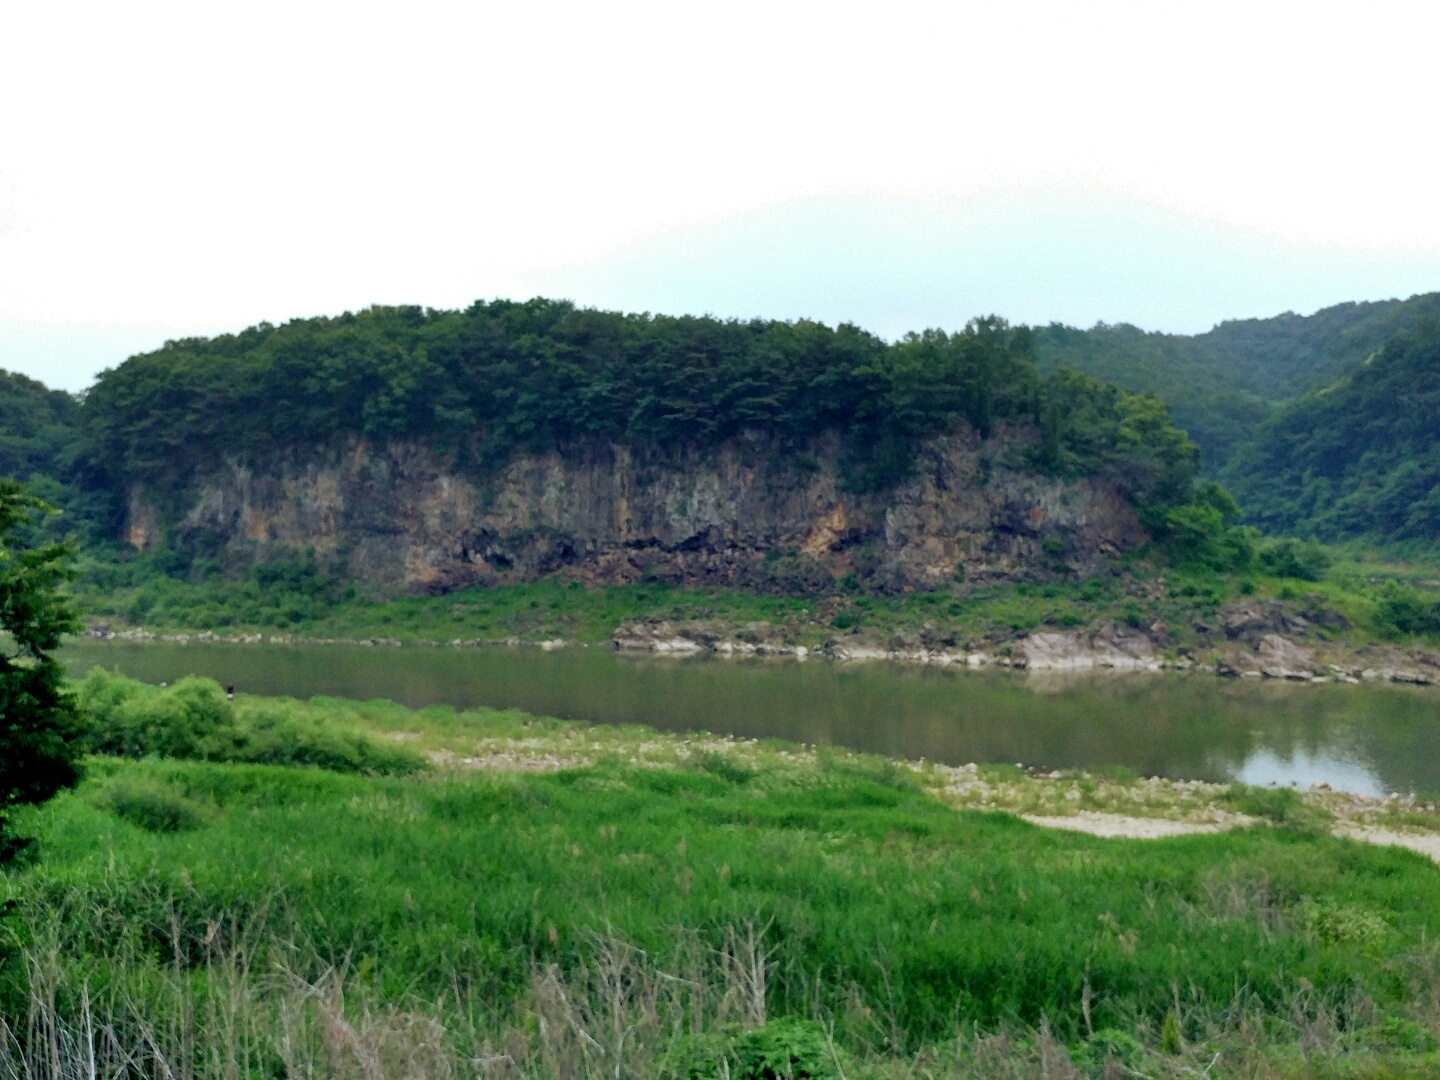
1216;634;1316;679
1219;602;1310;644
1018;628;1159;671
131;427;1148;594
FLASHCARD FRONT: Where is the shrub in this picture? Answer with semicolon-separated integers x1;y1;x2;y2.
1161;481;1256;571
1257;538;1331;581
1368;1017;1438;1053
75;669;427;776
81;671;237;760
1158;1011;1183;1055
230;701;427;776
695;752;756;786
1219;784;1331;836
817;749;920;793
90;774;210;832
229;702;427;775
1119;599;1144;628
1375;583;1440;636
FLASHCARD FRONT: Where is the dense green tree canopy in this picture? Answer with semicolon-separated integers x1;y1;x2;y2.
1222;321;1440;543
0;370;79;482
80;300;1199;510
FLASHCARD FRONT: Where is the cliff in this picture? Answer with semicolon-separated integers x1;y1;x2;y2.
126;425;1148;595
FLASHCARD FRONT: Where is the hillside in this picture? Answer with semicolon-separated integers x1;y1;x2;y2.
1033;291;1440;471
1223;321;1440;543
12;293;1440;575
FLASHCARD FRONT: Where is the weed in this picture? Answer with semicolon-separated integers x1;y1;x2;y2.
89;774;210;832
730;1017;836;1079
1220;783;1333;835
696;753;756;786
1300;900;1391;948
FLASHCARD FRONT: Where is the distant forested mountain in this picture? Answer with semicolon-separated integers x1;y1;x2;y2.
1221;321;1440;543
1033;292;1440;472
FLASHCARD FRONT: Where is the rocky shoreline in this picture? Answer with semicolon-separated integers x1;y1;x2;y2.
606;618;1440;684
81;608;1440;687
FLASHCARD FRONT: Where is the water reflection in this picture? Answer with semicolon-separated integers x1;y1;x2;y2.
1235;749;1385;797
60;641;1440;796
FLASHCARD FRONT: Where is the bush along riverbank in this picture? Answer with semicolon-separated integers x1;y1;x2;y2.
75;549;1440;685
3;677;1440;1078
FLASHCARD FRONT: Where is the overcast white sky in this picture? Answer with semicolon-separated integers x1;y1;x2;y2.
4;0;1440;391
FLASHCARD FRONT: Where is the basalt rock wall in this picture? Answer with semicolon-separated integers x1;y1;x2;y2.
126;426;1148;594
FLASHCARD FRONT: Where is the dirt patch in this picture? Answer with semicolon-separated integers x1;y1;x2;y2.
428;750;581;772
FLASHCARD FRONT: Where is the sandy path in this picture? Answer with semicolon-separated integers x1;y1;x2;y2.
1338;827;1440;862
1022;813;1231;839
1023;813;1440;863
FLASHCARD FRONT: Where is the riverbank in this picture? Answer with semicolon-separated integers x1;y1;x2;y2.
80;608;1440;687
66;672;1440;848
64;635;1440;795
290;690;1440;848
8;681;1440;1078
72;553;1440;684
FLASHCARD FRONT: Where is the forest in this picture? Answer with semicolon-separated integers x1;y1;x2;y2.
1033;291;1440;474
1223;320;1440;544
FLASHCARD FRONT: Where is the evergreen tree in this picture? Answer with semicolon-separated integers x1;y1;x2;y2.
0;481;85;861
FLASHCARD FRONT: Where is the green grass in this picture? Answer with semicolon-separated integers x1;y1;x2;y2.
4;710;1440;1075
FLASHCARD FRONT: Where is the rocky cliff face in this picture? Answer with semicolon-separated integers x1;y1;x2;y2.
127;425;1148;594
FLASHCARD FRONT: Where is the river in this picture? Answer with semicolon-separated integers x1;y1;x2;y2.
61;640;1440;796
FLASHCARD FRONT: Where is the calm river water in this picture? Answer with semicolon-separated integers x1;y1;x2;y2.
61;641;1440;797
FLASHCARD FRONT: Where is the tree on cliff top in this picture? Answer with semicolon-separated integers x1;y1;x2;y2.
0;482;85;861
80;300;1201;513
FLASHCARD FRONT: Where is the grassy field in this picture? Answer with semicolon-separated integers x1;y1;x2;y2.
3;678;1440;1077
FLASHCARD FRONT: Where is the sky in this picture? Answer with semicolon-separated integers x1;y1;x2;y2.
3;0;1440;392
